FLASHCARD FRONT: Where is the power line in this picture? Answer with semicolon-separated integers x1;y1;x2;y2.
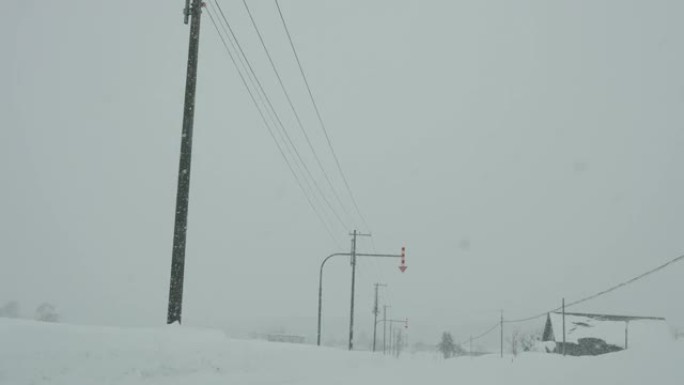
239;0;354;226
505;253;684;324
272;1;397;307
503;310;552;324
211;1;349;233
452;252;684;348
205;6;341;246
210;7;337;235
211;1;345;233
458;322;499;346
274;0;371;231
566;253;684;308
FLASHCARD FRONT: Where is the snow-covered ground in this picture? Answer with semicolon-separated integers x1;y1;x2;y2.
1;318;682;385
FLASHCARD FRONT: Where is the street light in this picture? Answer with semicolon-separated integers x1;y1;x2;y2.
316;250;407;347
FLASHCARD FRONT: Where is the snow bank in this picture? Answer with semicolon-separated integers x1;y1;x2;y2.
0;318;682;384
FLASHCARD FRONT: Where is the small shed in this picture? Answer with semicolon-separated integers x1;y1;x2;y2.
542;312;669;356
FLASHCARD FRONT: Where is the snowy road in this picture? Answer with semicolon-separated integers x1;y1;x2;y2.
1;319;681;385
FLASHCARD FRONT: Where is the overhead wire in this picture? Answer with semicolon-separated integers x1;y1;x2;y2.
212;0;347;233
272;0;399;325
450;252;684;348
204;5;341;247
211;0;349;234
208;3;396;344
564;253;684;309
219;2;397;335
274;0;371;232
457;322;500;346
239;0;355;227
504;253;684;324
268;0;403;322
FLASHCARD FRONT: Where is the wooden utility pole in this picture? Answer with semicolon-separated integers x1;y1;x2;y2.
500;310;504;358
389;319;394;354
625;321;629;349
167;0;203;325
562;298;566;356
372;283;387;352
383;305;389;354
348;230;371;350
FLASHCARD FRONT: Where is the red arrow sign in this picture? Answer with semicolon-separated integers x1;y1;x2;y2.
399;246;407;272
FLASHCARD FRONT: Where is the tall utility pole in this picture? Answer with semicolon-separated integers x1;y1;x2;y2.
167;0;203;325
348;230;371;350
372;283;387;352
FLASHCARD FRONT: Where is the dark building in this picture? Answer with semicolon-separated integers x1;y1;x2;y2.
542;312;669;356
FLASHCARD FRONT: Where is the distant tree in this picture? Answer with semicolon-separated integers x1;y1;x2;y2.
35;303;59;323
520;331;541;352
0;301;20;318
437;332;458;358
509;329;542;355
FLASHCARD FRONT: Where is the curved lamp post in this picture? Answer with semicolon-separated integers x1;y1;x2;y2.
317;251;406;346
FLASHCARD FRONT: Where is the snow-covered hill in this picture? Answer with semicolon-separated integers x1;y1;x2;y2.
1;318;681;384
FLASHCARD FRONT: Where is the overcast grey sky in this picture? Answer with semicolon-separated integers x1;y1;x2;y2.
2;0;684;348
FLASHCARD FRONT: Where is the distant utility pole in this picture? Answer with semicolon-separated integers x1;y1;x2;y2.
349;230;371;350
389;320;395;355
167;0;203;325
383;305;389;354
376;317;407;355
500;310;504;358
562;298;566;356
625;321;629;350
372;283;387;352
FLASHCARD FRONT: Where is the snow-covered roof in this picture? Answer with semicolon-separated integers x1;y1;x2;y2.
546;312;671;349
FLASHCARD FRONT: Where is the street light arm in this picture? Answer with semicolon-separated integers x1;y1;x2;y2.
317;253;349;346
356;253;402;259
320;253;350;275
